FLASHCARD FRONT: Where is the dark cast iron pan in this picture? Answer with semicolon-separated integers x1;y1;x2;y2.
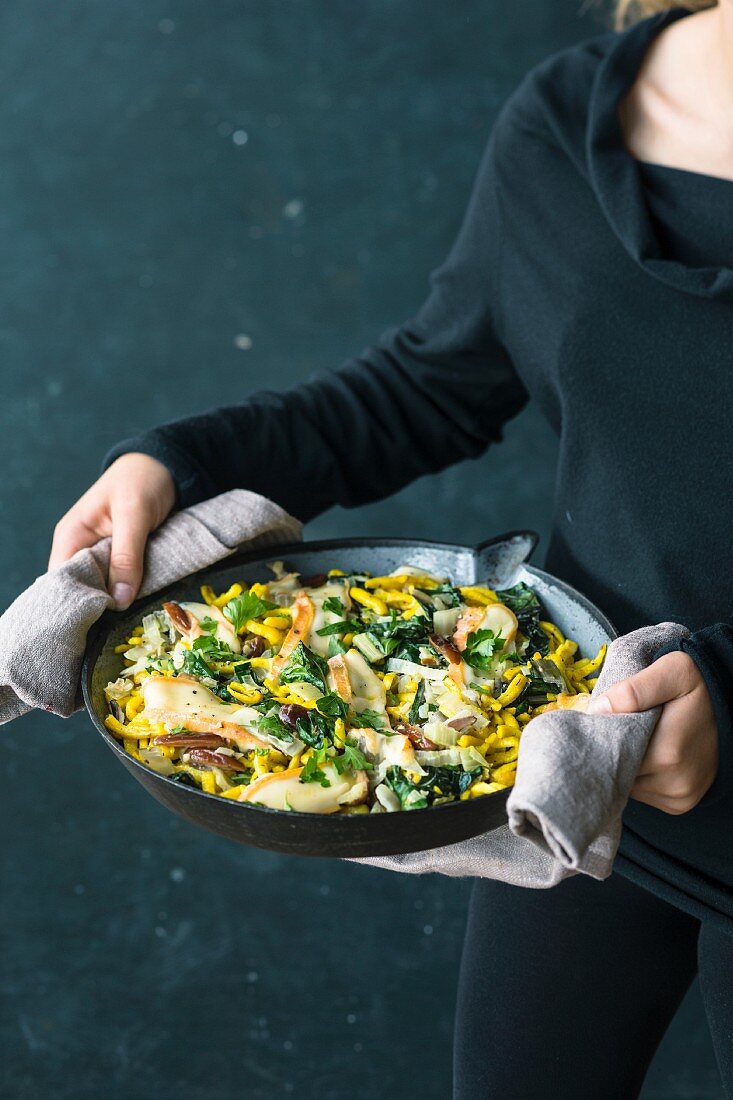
82;532;615;858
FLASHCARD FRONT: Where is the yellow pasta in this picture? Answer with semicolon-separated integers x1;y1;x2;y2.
103;563;606;813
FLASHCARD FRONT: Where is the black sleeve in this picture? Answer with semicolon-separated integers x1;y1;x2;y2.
654;624;733;807
101;123;527;522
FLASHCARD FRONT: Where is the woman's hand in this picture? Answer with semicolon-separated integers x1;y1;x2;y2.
587;651;718;814
49;453;176;609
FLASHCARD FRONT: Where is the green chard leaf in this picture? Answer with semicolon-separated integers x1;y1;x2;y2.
230;772;253;785
513;657;567;711
408;680;426;724
421;582;462;609
384;766;429;810
278;641;330;693
295;711;332;749
168;772;199;788
385;764;481;809
252;706;294;742
495;582;550;656
352;708;389;731
317;692;348;720
327;635;348;658
315;618;362;637
424;765;483;798
364;612;430;663
322;596;346;616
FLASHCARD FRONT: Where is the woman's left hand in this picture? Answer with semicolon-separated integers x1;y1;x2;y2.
587;651;719;814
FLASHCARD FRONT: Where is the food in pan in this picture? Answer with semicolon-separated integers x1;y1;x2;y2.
103;563;606;814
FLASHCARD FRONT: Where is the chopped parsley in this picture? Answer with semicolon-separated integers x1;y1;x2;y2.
463;628;505;672
300;746;331;787
333;743;373;773
180;648;217;683
223;590;278;633
352;708;389;730
191;633;243;663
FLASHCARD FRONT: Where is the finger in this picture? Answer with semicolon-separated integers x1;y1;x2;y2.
625;774;695;800
587;652;697;716
633;693;696;777
631;769;695;800
636;706;717;802
108;505;150;608
629;767;707;812
627;787;695;815
49;514;107;571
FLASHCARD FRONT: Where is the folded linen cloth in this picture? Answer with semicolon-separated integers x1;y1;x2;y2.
353;622;690;886
0;489;301;724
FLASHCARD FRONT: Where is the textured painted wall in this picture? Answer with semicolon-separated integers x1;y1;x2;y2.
0;2;722;1096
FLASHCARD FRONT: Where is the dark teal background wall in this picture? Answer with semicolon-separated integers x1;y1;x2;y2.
0;2;722;1096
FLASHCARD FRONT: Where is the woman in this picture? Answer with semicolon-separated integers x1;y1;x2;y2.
50;2;732;1095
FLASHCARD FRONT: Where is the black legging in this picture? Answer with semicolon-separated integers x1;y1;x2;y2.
454;873;733;1099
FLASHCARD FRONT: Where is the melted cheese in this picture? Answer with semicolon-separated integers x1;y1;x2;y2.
343;650;387;714
479;603;518;648
141;674;255;728
140;674;304;755
307;582;352;657
350;728;423;773
241;764;367;812
179;601;241;653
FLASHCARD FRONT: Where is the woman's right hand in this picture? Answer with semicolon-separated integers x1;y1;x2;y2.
48;453;176;609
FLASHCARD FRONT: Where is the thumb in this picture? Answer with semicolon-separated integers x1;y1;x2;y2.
586;652;692;716
108;506;151;609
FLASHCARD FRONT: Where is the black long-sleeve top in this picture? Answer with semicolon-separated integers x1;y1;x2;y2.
104;9;733;930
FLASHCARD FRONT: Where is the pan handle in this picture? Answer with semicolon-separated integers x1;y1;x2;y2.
472;530;539;587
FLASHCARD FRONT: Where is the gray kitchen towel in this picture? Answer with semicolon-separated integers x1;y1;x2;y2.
0;489;301;724
353;622;690;887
